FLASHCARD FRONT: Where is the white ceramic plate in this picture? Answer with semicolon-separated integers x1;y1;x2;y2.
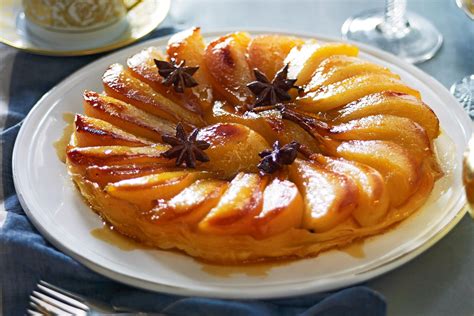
13;31;471;299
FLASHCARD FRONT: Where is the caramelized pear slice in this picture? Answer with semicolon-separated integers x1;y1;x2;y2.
313;155;390;227
305;55;397;93
289;159;358;232
330;92;439;140
149;179;228;224
83;91;175;142
196;123;269;178
247;34;304;79
167;27;214;111
286;42;359;86
102;63;204;126
297;73;421;112
284;41;319;84
106;171;209;210
253;178;304;238
337;140;420;207
167;27;212;86
127;47;199;113
85;164;167;187
126;47;166;88
204;32;254;107
67;145;172;168
329;114;432;160
199;173;265;235
74;114;152;147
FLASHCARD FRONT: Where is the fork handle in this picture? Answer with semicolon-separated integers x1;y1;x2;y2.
93;313;168;316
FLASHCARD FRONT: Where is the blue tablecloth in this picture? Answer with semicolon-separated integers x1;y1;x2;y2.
0;26;387;315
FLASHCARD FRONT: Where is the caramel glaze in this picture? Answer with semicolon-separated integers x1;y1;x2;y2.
91;226;149;251
338;240;366;259
90;221;287;277
199;257;292;277
54;113;75;162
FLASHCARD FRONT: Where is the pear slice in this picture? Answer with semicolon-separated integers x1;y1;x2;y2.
126;47;167;89
286;42;359;86
128;40;209;113
196;123;269;178
67;145;172;169
204;32;254;107
313;155;390;226
330;91;439;140
329;114;432;161
199;173;266;235
106;171;209;210
337;140;420;207
102;63;204;126
253;178;304;238
247;34;304;80
305;55;397;93
284;40;319;87
167;27;212;86
297;73;421;112
85;164;168;187
74;114;152;147
83;90;175;142
150;179;227;224
289;159;358;232
126;47;196;112
166;27;214;112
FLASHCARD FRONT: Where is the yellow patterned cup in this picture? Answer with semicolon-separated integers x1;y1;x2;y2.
23;0;141;32
22;0;142;46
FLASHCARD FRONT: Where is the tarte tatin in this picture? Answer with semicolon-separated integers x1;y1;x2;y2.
65;28;442;264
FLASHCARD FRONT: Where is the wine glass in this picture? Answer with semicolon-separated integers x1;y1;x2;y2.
341;0;443;64
451;0;474;117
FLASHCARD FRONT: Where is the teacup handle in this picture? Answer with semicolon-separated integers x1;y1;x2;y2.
125;0;143;11
462;134;474;219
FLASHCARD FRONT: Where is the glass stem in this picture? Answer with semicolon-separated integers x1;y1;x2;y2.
379;0;410;37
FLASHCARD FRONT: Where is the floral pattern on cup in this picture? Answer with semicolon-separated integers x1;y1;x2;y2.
23;0;128;31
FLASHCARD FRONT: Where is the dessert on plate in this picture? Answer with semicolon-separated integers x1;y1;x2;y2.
65;27;442;264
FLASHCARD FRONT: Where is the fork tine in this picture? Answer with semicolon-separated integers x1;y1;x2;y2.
32;290;87;315
29;302;51;315
41;280;116;313
37;283;89;311
39;280;86;303
26;309;42;316
30;295;70;315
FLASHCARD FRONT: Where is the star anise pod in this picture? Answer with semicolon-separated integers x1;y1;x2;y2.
257;141;300;174
162;123;210;168
247;64;298;109
154;59;199;93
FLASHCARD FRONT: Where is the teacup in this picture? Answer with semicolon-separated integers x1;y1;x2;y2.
22;0;142;46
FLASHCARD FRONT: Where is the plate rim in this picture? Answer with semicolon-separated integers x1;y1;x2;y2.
12;29;472;299
0;0;170;57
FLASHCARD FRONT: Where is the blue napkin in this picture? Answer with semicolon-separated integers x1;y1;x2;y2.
0;27;386;316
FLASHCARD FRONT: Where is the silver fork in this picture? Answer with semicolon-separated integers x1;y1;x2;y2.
27;280;167;316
